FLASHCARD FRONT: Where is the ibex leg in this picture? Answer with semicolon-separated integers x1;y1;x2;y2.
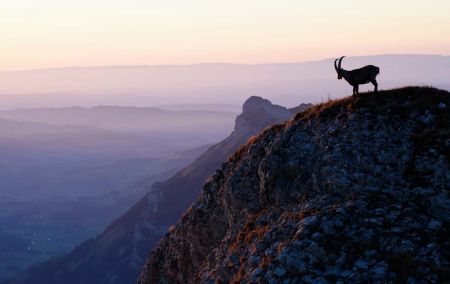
371;80;378;93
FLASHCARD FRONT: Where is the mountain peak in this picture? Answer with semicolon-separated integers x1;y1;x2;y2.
242;96;272;110
235;96;295;132
138;87;450;284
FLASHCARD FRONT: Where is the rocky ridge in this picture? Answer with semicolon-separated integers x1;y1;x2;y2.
138;87;450;283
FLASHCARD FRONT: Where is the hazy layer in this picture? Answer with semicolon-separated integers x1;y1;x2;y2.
0;55;449;109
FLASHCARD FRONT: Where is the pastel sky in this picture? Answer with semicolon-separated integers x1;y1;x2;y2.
1;0;449;70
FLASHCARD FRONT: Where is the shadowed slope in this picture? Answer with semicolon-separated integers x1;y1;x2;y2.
139;87;450;283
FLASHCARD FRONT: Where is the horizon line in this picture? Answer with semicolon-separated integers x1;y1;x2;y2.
1;53;448;73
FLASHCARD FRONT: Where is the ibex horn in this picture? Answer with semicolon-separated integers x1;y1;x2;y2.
338;56;345;69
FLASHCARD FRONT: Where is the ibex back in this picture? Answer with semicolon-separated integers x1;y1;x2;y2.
334;56;380;96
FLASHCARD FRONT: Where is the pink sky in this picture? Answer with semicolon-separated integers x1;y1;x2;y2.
1;0;450;71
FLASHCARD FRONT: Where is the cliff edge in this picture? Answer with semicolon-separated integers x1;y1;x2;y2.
138;87;450;283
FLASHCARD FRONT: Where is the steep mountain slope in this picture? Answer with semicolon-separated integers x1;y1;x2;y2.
5;97;311;284
139;87;450;283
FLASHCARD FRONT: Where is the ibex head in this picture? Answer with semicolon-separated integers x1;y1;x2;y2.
334;56;345;80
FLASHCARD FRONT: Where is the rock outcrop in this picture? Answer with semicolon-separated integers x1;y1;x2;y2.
5;97;309;284
138;87;450;283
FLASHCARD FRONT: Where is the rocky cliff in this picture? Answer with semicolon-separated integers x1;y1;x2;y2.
138;87;450;283
5;97;309;284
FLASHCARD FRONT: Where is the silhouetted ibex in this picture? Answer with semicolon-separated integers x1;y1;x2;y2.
334;56;380;95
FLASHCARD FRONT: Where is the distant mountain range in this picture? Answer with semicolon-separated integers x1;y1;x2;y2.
0;54;448;108
0;106;237;138
152;103;241;113
0;105;238;199
5;97;312;284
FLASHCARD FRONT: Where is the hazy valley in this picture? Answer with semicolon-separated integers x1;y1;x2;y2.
0;106;235;281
